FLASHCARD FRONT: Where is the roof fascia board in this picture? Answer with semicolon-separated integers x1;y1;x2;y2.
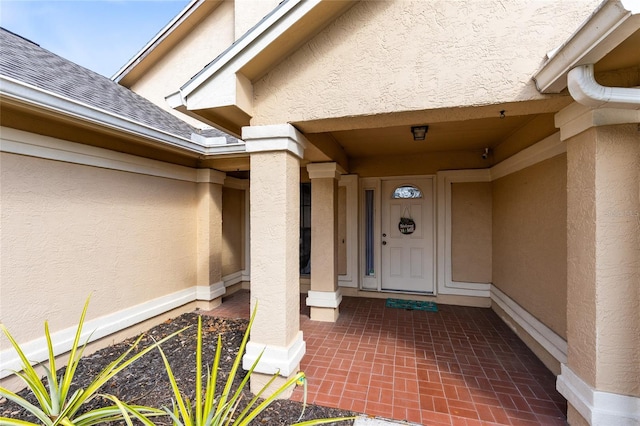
178;0;322;101
112;0;220;83
533;0;640;93
0;76;246;157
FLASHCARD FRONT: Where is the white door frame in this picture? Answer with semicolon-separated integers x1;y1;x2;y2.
359;175;436;294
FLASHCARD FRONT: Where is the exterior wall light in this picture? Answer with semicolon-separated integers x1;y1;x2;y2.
411;125;429;141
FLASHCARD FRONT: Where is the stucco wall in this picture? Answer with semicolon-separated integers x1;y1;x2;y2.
492;154;567;339
128;1;235;127
567;125;640;397
222;186;245;276
451;182;492;283
252;0;599;125
0;152;197;345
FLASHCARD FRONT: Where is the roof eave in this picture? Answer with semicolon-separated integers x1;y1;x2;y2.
111;0;223;84
533;0;640;94
0;76;246;157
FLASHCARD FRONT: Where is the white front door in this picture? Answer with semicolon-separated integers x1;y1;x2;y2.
381;178;435;293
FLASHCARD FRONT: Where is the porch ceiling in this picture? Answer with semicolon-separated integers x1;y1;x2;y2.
327;114;554;159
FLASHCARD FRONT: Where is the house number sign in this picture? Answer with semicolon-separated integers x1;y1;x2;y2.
398;217;416;235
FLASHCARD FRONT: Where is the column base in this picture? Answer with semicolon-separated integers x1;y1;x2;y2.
306;289;342;322
310;306;339;322
249;371;299;399
557;364;640;425
242;331;305;377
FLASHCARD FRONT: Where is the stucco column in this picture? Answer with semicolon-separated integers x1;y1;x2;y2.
195;169;226;310
556;104;640;426
306;162;343;322
241;124;307;397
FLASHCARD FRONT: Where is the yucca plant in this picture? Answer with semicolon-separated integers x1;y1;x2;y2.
158;305;355;426
0;297;183;425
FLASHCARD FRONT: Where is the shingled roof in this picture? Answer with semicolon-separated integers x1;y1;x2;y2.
0;27;237;144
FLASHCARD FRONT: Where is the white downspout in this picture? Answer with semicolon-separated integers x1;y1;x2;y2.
567;64;640;109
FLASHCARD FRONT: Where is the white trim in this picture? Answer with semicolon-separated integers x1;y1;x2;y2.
112;0;216;81
338;174;358;287
242;124;307;159
1;126;199;182
223;271;243;287
490;286;567;364
195;280;226;301
242;331;306;377
490;132;565;180
1;76;205;153
554;102;640;141
359;177;381;291
0;288;196;380
436;170;492;297
306;289;343;309
532;0;640;93
557;364;640;425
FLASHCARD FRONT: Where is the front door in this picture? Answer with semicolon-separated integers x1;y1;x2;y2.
381;178;435;293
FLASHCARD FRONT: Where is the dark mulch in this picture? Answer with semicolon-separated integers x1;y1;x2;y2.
1;312;356;425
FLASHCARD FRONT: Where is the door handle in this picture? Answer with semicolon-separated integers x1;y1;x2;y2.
382;241;387;245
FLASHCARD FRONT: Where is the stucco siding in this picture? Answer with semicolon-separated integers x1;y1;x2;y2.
0;152;197;345
252;0;599;125
451;182;492;284
492;154;567;339
127;1;235;127
222;186;245;276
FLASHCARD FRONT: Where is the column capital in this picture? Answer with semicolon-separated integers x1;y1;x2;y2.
242;124;307;159
306;162;345;180
196;168;226;184
555;102;640;141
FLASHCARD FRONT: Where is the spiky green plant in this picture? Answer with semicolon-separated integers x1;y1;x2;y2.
0;297;182;425
158;306;355;426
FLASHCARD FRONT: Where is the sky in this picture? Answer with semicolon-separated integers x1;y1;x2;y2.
0;0;191;78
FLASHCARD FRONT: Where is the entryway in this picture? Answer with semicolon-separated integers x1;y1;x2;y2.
380;177;435;294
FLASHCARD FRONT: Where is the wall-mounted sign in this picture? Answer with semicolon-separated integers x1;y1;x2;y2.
399;217;416;235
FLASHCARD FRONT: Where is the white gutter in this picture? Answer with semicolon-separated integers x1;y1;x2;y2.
533;0;640;93
0;75;246;156
568;64;640;109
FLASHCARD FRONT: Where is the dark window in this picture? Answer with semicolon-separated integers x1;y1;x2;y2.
300;183;311;274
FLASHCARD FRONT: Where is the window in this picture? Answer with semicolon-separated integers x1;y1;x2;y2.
300;183;311;274
392;185;422;199
364;189;375;276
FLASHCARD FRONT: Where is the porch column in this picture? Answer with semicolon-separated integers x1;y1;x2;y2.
241;124;307;397
306;162;343;322
556;104;640;426
195;169;226;309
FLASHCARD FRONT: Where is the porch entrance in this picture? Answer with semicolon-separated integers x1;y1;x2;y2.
381;177;435;293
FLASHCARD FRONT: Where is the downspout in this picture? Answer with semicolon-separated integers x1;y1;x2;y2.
567;64;640;109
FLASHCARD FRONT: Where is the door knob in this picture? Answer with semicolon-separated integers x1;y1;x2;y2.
382;241;387;245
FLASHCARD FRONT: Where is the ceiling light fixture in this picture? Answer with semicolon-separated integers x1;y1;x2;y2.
411;125;429;141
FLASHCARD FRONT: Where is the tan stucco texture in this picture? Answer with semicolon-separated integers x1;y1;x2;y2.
492;154;568;339
222;187;245;276
451;182;492;284
567;125;640;397
252;0;599;126
0;153;197;344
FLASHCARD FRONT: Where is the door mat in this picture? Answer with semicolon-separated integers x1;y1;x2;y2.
385;298;438;312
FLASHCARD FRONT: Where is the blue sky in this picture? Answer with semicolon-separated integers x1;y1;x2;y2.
0;0;190;77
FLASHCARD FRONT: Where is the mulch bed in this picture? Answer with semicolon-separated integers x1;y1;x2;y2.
1;312;356;425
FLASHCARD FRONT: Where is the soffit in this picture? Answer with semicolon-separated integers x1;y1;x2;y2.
595;28;640;72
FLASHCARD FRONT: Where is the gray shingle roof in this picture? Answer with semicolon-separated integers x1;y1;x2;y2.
0;27;237;144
